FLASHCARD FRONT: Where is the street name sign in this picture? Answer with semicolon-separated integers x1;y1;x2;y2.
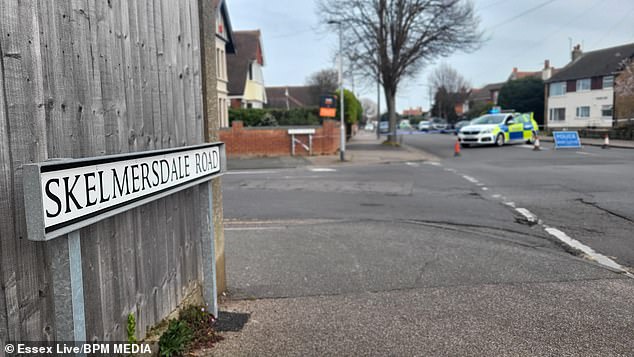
287;128;316;135
23;142;226;241
553;131;582;149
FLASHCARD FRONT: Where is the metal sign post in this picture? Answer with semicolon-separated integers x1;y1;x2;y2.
23;142;226;340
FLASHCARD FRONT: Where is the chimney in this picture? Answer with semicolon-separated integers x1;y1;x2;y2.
513;67;518;73
571;44;583;61
544;59;550;69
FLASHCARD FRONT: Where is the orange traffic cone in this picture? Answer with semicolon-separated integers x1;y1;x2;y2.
602;134;609;149
533;136;541;151
454;139;461;157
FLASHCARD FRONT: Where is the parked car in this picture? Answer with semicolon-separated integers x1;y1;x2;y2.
418;120;431;131
453;120;471;135
379;120;390;134
399;119;413;130
364;122;375;131
431;117;448;131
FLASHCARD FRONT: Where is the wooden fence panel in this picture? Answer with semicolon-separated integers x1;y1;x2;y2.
0;0;209;341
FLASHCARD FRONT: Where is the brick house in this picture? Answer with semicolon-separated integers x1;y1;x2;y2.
227;30;267;108
545;43;634;129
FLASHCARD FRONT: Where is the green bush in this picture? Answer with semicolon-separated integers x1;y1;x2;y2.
229;107;320;127
158;320;192;357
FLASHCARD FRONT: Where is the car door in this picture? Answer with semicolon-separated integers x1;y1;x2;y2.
505;116;524;142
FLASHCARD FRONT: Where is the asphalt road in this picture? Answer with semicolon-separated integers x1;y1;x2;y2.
208;138;634;356
403;132;634;269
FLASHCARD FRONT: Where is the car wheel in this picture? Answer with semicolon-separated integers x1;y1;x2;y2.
495;133;505;147
526;131;537;144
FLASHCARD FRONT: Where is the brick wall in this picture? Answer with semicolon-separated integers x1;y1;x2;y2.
219;120;341;157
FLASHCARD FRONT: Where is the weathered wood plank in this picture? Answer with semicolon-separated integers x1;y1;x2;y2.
0;19;16;345
1;0;50;340
1;0;211;342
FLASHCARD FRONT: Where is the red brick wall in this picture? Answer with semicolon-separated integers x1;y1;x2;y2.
220;120;341;157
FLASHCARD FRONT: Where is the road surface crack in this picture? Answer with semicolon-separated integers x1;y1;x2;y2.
575;198;634;224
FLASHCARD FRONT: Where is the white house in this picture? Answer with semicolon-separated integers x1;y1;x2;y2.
213;0;235;128
227;30;267;109
545;43;634;129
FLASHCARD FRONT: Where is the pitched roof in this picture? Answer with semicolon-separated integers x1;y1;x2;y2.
469;82;505;102
265;86;320;109
547;43;634;83
512;71;541;80
212;0;235;53
227;30;263;96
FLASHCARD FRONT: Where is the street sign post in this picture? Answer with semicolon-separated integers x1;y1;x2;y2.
553;131;582;149
23;142;226;340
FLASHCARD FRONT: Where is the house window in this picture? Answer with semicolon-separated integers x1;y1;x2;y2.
575;106;590;118
216;48;221;77
576;78;591;91
601;105;613;118
549;108;565;121
222;50;226;79
549;82;565;96
603;76;614;88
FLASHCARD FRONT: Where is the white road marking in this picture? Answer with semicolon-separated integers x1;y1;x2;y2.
482;187;489;191
576;151;598;156
462;175;479;184
441;163;633;276
225;227;286;231
543;226;633;276
310;168;337;172
424;161;442;166
406;162;420;167
226;170;283;175
515;208;538;223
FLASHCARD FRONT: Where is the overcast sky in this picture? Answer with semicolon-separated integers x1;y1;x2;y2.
227;0;634;112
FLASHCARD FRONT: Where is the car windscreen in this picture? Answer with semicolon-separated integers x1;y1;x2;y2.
470;115;507;125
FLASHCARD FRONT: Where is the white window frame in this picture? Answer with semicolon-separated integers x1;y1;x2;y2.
575;106;590;118
601;105;613;118
549;107;565;121
576;78;591;92
549;82;565;96
602;76;614;88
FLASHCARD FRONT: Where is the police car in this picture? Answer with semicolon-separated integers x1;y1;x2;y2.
458;112;538;147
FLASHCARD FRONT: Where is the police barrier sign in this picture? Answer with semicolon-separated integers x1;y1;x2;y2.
553;131;582;149
23;143;226;241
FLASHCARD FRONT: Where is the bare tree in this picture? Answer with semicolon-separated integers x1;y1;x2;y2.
615;58;634;124
306;69;339;100
428;63;470;120
318;0;482;143
360;98;378;121
428;63;470;94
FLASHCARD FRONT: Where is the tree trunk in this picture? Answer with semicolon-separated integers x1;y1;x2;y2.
386;88;398;144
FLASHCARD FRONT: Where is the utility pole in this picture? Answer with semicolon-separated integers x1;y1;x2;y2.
377;74;381;139
329;20;346;161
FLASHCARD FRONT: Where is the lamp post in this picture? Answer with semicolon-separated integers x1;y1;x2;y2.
329;20;345;161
